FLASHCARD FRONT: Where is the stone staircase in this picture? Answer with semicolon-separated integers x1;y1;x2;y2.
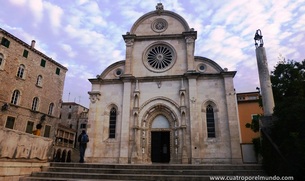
21;162;266;181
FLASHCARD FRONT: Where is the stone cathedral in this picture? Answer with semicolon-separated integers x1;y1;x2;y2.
87;3;242;164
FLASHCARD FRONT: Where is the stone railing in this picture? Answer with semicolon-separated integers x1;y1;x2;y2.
0;127;53;180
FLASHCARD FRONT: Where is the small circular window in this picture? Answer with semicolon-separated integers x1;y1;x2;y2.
114;68;123;77
152;18;168;33
143;43;176;72
198;64;206;72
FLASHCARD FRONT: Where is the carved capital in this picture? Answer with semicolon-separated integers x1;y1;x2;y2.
88;91;101;103
185;36;196;44
125;39;134;47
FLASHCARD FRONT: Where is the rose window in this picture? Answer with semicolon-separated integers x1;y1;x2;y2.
147;45;174;70
143;43;176;73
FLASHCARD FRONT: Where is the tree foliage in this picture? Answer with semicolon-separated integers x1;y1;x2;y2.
271;59;305;103
265;59;305;179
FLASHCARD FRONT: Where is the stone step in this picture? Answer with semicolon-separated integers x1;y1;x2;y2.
21;172;215;181
21;163;266;181
44;167;265;175
48;162;264;170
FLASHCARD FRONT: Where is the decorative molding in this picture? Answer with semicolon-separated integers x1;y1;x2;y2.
157;80;162;88
190;97;196;103
155;3;164;15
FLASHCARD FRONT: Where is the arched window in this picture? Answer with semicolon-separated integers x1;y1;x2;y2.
17;64;25;78
206;105;216;138
11;90;20;105
36;75;43;86
109;107;117;138
48;103;54;115
32;97;39;111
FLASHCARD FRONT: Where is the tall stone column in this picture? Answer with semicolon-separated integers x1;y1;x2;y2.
186;74;199;163
254;30;275;116
86;91;101;162
223;75;242;164
119;78;132;163
122;33;135;75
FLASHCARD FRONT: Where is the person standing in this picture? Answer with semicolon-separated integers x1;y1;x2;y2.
78;130;89;163
32;123;42;136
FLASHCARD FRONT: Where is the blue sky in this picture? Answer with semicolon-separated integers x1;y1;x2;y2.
1;0;305;108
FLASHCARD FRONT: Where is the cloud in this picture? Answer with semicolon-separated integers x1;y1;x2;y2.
44;2;63;33
9;0;26;5
60;44;76;58
28;0;44;25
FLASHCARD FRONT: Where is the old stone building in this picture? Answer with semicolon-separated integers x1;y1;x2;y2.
60;102;89;135
0;28;67;178
60;103;88;143
52;102;88;162
87;3;242;164
0;28;67;138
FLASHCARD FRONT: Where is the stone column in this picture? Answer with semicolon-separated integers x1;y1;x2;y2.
186;74;199;163
122;33;136;75
223;75;242;164
183;31;197;72
86;91;101;162
255;46;275;116
119;78;132;163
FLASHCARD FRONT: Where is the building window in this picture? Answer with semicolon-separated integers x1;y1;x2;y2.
109;107;117;138
17;64;25;78
44;125;51;137
48;103;54;115
40;59;46;67
32;97;39;111
5;116;15;129
23;49;29;58
11;90;20;105
56;67;60;75
0;53;4;69
1;37;10;48
68;113;72;119
152;18;168;33
114;68;123;77
26;121;34;134
36;75;42;86
198;64;206;72
80;123;87;129
206;105;216;138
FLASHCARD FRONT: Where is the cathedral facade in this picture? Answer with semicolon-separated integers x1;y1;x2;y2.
87;3;242;164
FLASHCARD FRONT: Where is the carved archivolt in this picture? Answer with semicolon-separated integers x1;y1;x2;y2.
139;103;179;161
139;96;179;112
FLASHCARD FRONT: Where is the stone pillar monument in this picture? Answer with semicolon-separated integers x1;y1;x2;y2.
254;29;275;117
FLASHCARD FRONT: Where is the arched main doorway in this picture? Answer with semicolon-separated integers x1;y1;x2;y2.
151;115;170;163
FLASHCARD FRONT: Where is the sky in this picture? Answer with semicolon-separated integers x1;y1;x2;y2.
1;0;305;108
